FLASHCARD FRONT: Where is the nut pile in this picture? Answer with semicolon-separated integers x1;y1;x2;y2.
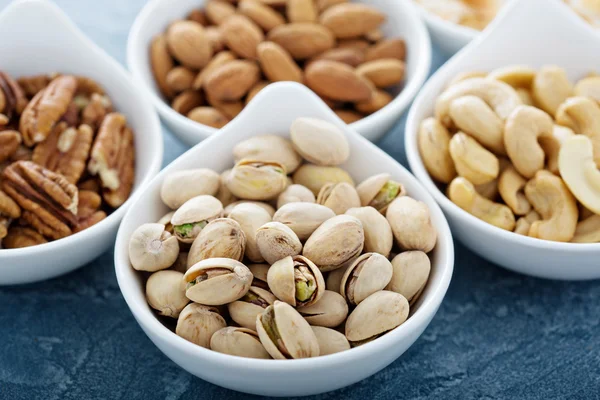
150;0;407;128
129;117;437;359
564;0;600;27
414;0;500;30
418;65;600;243
0;72;135;248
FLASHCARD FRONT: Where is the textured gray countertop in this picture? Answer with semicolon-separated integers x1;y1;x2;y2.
0;1;599;399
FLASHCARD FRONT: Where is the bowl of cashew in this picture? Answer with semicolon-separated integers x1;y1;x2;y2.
405;0;600;280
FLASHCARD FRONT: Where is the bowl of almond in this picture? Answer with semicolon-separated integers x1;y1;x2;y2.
127;0;431;145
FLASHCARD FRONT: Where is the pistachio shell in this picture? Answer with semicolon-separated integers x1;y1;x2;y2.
226;159;288;200
356;173;406;213
161;169;220;209
311;326;350;356
345;291;409;345
157;211;175;233
256;222;302;264
386;251;431;304
290;117;350;166
129;223;180;271
277;184;316;209
210;327;271;359
317;182;361;214
386;196;437;253
146;270;189;318
171;251;189;273
176;303;226;348
273;202;336;240
248;263;270;289
216;169;238;207
340;253;393;305
303;215;364;271
293;164;354;195
229;203;272;262
256;301;320;359
187;218;246;267
267;255;325;307
297;290;348;327
224;200;276;217
233;135;302;173
184;258;253;305
171;195;224;243
325;264;350;294
345;206;393;257
228;286;277;329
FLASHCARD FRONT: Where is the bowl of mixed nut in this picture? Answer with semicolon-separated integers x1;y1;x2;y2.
0;0;162;285
127;0;431;145
406;0;600;280
114;82;453;396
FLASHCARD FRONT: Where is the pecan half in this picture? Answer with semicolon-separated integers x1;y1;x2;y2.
19;75;77;146
60;101;80;127
2;161;78;240
75;76;105;97
74;190;106;233
2;226;47;248
88;113;135;208
17;74;54;98
81;93;112;130
78;177;101;193
32;123;93;184
0;130;22;163
0;189;21;219
10;145;33;162
0;72;28;127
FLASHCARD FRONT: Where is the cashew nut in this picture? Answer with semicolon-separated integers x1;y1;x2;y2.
524;170;578;242
488;65;536;88
504;105;554;178
516;88;534;106
532;65;573;115
539;124;575;175
514;210;541;235
574;76;600;103
558;135;600;215
448;95;505;154
417;117;457;183
555;96;600;168
474;157;511;200
572;215;600;243
449;132;499;185
435;78;522;127
447;71;487;87
447;177;515;231
498;165;530;215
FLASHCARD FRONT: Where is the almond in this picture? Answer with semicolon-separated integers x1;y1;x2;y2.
320;3;385;39
255;0;287;6
193;51;237;90
316;0;347;12
206;26;225;53
308;47;364;67
355;89;392;113
305;60;373;102
166;20;213;69
337;38;370;51
365;28;384;43
257;41;303;83
365;38;406;62
334;109;363;124
356;59;405;88
204;60;261;101
205;0;237;25
268;23;335;59
206;94;244;119
188;9;208;25
221;15;265;59
150;34;175;99
172;90;205;115
239;0;285;31
245;81;270;104
287;0;318;23
165;66;196;93
187;107;230;128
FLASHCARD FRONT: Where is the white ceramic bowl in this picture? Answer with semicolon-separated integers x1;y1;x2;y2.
406;0;600;281
115;82;454;397
0;0;163;285
127;0;432;146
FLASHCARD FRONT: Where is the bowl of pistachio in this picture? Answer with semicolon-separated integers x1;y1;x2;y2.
114;82;454;396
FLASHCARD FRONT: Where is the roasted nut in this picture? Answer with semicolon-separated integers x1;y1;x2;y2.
386;251;431;305
532;65;573;115
229;202;272;262
172;90;204;115
81;93;113;130
221;15;264;60
210;327;271;359
356;173;405;214
233;135;302;174
184;257;253;305
248;263;270;289
355;89;392;114
293;164;354;195
417;118;456;184
0;71;27;125
193;51;236;90
256;222;302;264
498;165;530;215
239;0;286;31
311;326;350;355
129;223;180;271
166;20;213;69
176;303;226;348
319;3;385;39
356;59;405;88
2;226;47;248
205;0;236;25
73;190;106;233
272;202;335;241
267;23;335;60
449;132;500;185
317;182;361;215
171;252;189;273
514;210;541;236
345;206;393;257
386;196;437;252
365;38;406;62
572;215;600;243
226;159;287;201
216;169;238;207
228;286;277;330
165;66;196;93
146;270;189;318
187;218;246;267
297;290;348;328
224;200;275;217
204;60;261;101
257;41;303;83
305;60;374;102
170;195;224;243
267;255;325;307
277;184;315;208
289;117;350;166
161;169;221;210
325;264;349;294
540;125;575;175
574;75;600;102
0;130;21;164
340;253;393;305
555;96;600;168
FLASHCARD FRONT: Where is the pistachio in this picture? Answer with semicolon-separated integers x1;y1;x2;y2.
228;286;277;330
146;270;189;318
325;264;350;294
210;327;271;359
277;184;316;209
386;196;437;253
289;117;350;166
215;169;238;207
176;303;226;348
303;215;364;271
356;173;405;213
345;291;409;346
297;290;348;328
273;202;336;240
171;251;189;273
345;206;393;257
224;200;276;217
386;251;431;305
340;253;393;305
170;195;224;243
256;222;303;264
256;301;320;359
184;258;253;305
233;135;302;173
316;182;361;215
226;159;288;200
267;255;325;307
160;168;220;209
187;218;246;267
293;164;354;195
129;223;180;271
157;211;175;234
311;326;350;356
248;263;270;290
229;203;272;262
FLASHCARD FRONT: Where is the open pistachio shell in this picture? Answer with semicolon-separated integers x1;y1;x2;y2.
161;168;220;209
345;291;409;346
386;196;437;253
356;173;406;214
303;215;364;272
176;303;226;349
210;327;271;359
340;253;393;305
129;223;180;272
226;159;288;201
157;211;175;234
184;258;253;305
256;301;320;359
256;222;302;265
187;218;246;267
215;169;238;207
345;206;393;257
233;135;302;174
311;326;350;356
273;202;336;240
267;255;325;307
277;184;316;209
170;195;224;243
146;270;189;318
290;117;350;166
248;263;270;289
297;290;348;328
317;182;361;215
386;251;431;305
229;203;272;263
224;200;276;217
228;286;277;330
292;164;354;195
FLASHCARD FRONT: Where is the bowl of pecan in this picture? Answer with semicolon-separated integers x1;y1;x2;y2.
0;0;162;285
127;0;431;146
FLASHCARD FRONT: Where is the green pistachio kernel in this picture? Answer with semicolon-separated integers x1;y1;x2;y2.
173;220;208;238
370;181;402;211
295;279;316;302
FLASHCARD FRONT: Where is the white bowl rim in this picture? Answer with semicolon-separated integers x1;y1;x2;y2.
414;1;478;40
115;81;455;369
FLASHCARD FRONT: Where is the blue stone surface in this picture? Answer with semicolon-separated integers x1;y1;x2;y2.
0;1;599;399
